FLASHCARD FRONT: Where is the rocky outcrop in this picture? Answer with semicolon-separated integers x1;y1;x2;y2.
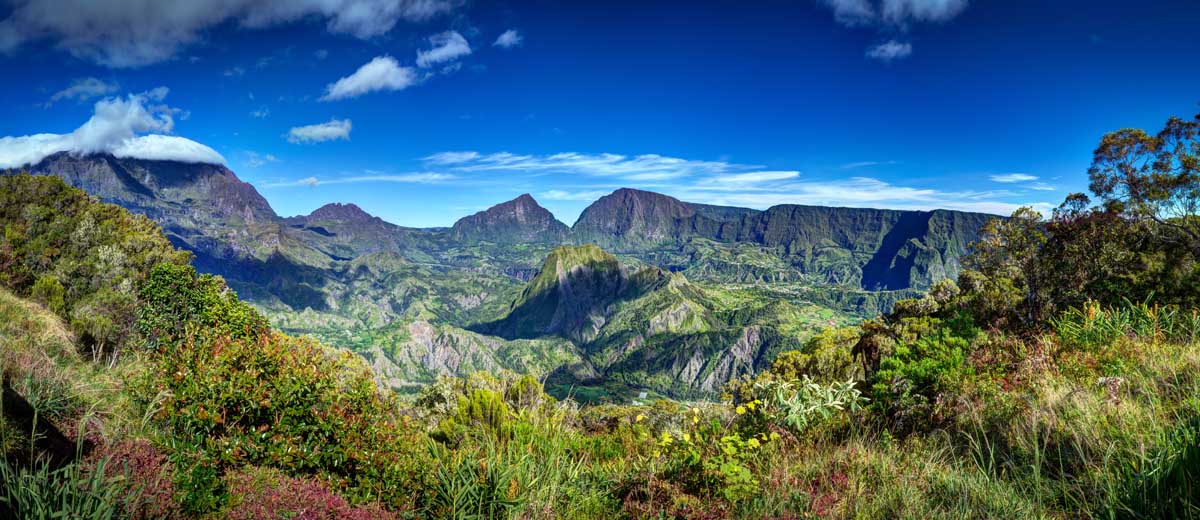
478;244;669;343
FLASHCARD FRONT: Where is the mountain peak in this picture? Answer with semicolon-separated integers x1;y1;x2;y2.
451;193;569;244
11;151;277;224
307;202;377;223
478;244;668;343
572;188;702;247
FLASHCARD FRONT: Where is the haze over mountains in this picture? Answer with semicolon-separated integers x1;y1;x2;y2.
5;152;996;398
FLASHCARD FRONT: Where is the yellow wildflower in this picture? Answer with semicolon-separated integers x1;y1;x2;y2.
769;432;781;441
692;407;700;414
735;405;746;415
635;414;646;423
683;433;691;443
747;438;760;449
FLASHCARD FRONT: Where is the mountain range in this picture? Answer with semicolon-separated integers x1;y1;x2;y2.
4;153;998;398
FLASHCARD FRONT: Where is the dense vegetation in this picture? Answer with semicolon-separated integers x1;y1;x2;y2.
2;113;1199;518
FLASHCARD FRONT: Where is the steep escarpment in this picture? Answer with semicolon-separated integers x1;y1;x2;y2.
571;189;996;291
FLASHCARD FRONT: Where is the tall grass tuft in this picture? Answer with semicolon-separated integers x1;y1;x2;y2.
1053;299;1200;349
0;455;129;520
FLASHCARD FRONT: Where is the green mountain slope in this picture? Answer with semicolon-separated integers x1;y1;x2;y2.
4;154;994;397
480;245;856;398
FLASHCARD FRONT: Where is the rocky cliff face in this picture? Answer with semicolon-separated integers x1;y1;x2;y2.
451;194;570;244
18;152;277;225
571;188;996;291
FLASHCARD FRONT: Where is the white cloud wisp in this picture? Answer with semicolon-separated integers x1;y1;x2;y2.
493;29;523;48
286;119;352;144
45;77;119;107
320;56;417;101
416;30;471;68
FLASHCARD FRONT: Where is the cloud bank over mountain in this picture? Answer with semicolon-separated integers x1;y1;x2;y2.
0;89;224;168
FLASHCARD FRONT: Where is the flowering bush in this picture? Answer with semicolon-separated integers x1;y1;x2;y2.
647;405;778;502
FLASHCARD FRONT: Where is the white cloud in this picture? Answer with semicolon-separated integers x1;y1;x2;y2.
224;67;245;77
250;106;270;118
425;151;480;164
677;177;1046;216
286;118;352;144
493;29;522;48
700;171;800;186
816;0;968;60
314;49;328;60
45;77;119;107
416;30;471;68
882;0;969;24
425;151;760;181
112;134;225;164
841;160;898;169
989;173;1038;183
818;0;876;26
866;40;912;61
320;56;417;101
265;171;453;187
818;0;968;27
1030;182;1056;191
0;89;224;168
541;189;613;201
244;151;279;167
430;148;1050;216
0;0;461;68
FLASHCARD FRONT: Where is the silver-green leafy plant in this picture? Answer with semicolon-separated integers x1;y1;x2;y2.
753;376;867;434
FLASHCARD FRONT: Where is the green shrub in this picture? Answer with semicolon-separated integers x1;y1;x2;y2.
872;314;979;429
30;274;65;315
136;330;431;510
136;263;269;350
648;405;778;503
436;388;513;445
0;174;188;352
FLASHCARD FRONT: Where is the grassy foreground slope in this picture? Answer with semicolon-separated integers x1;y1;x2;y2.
2;174;1200;519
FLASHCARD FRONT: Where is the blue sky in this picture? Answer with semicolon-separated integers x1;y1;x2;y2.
1;0;1198;227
